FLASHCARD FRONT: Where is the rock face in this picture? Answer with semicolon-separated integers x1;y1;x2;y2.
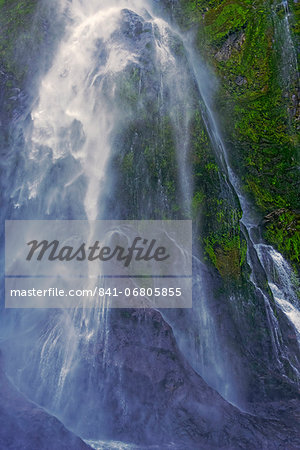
0;355;90;450
87;308;300;449
104;7;300;410
0;1;299;449
8;308;297;449
215;31;246;61
104;7;193;219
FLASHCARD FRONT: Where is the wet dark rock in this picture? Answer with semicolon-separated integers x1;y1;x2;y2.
0;354;91;450
215;31;246;61
120;9;146;39
54;308;300;448
262;208;290;224
289;89;300;121
262;208;300;231
235;75;247;86
116;9;153;49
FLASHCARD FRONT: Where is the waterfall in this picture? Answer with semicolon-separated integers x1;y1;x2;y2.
20;0;147;220
3;0;231;441
273;0;299;92
182;35;300;385
1;0;299;446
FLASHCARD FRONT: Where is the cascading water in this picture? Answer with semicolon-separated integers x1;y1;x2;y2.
1;0;300;447
273;0;299;92
2;0;237;443
24;0;145;221
257;245;300;340
182;31;300;388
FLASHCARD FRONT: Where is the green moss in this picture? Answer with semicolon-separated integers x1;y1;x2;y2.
116;67;140;107
192;191;205;218
110;112;181;219
180;0;299;267
204;0;251;44
264;210;300;264
0;0;38;80
188;106;247;280
204;225;245;280
122;151;134;176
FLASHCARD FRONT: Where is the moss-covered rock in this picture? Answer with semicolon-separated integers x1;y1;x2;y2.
179;0;299;267
0;0;39;80
189;108;247;281
263;208;300;265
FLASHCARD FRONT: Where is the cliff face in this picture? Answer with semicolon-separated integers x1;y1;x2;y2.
1;3;298;272
0;0;299;447
177;0;299;269
0;354;90;449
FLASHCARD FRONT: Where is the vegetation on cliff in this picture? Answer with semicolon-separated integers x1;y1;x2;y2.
0;0;38;81
0;0;299;274
0;0;299;411
180;0;299;268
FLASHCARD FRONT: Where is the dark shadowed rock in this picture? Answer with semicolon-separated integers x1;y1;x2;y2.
67;308;300;449
0;355;91;450
215;31;246;61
